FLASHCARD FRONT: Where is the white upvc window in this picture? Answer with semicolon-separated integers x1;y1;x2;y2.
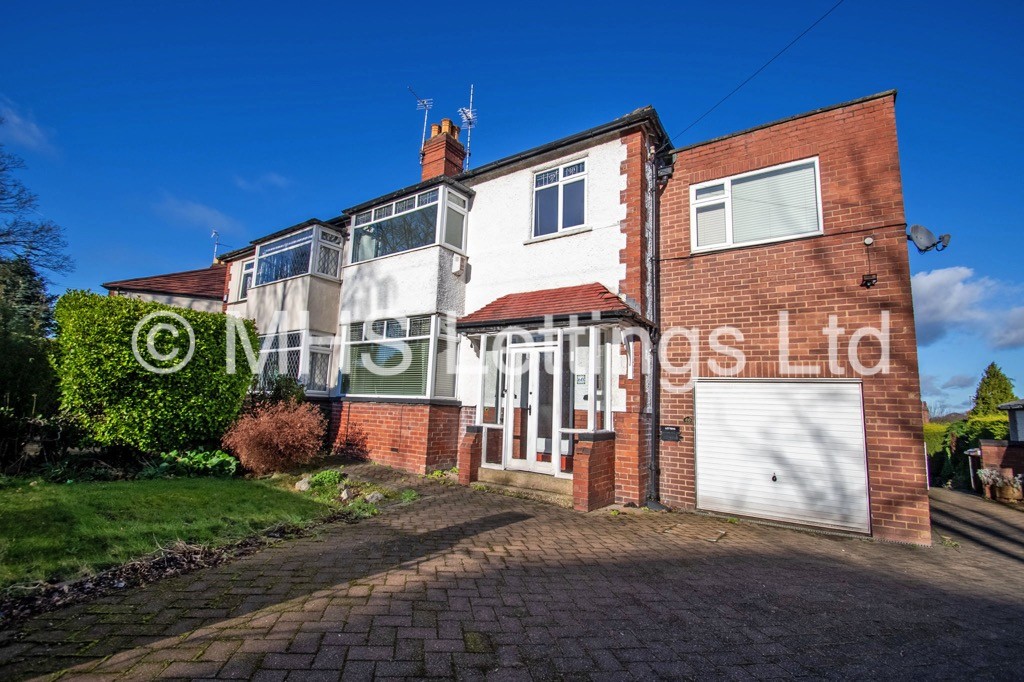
256;331;333;396
350;187;469;264
238;260;254;300
690;157;823;252
254;225;343;286
343;314;459;399
533;159;587;237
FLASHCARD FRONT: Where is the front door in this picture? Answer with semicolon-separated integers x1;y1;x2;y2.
505;347;555;473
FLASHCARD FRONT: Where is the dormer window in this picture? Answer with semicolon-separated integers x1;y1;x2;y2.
351;186;468;264
254;224;343;286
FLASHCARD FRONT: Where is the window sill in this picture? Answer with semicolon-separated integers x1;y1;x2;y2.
249;271;342;290
690;229;823;256
524;225;591;245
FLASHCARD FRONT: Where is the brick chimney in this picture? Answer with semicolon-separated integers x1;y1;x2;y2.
421;118;465;181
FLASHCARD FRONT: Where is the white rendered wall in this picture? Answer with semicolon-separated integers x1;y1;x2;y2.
455;135;630;410
461;136;628;314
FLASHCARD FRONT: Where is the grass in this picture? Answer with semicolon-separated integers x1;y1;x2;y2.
0;477;335;589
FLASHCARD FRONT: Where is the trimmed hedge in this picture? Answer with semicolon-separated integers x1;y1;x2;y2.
923;422;948;457
53;291;258;452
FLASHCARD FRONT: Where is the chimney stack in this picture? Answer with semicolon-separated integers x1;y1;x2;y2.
421;117;465;181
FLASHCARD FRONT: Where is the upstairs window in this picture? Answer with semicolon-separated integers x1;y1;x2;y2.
534;160;586;237
255;225;343;286
691;158;822;252
238;260;254;300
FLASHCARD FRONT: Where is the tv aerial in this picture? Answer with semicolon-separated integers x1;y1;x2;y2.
907;224;951;253
457;84;477;171
408;86;434;161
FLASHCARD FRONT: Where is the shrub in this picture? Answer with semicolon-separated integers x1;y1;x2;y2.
309;468;344;489
923;423;948;457
222;401;326;475
158;449;238;478
332;425;369;459
243;375;306;414
52;291;258;453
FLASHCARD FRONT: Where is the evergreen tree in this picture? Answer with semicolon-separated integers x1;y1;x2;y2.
969;362;1017;417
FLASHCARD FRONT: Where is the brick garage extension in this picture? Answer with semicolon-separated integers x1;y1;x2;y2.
656;92;930;544
330;401;460;474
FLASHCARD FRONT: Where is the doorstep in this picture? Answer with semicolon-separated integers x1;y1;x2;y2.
475;468;573;508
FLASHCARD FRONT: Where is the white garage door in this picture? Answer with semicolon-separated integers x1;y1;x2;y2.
694;380;870;533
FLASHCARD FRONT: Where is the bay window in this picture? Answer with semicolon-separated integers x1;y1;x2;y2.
691;157;822;251
254;225;343;286
351;186;469;263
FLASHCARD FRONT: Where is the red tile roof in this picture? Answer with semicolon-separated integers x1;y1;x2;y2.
458;283;630;328
103;265;226;300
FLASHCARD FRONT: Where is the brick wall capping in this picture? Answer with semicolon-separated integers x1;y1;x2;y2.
338;396;462;407
577;430;616;442
981;439;1024;448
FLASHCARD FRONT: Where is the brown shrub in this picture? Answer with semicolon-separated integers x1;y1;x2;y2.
222;401;326;475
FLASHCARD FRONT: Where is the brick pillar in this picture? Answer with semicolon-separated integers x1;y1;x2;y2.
573;433;616;511
458;426;483;485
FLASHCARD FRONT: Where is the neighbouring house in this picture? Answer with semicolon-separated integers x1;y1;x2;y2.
103;264;227;312
120;90;932;544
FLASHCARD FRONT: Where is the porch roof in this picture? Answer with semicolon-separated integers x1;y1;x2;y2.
457;283;632;330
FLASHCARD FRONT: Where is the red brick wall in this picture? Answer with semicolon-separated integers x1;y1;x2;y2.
330;401;460;474
980;440;1024;477
614;128;653;505
573;437;616;511
656;93;930;544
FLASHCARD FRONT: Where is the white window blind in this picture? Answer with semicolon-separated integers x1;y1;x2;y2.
691;158;821;251
731;161;819;243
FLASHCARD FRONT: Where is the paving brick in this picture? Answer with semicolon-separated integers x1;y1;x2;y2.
1;466;1022;681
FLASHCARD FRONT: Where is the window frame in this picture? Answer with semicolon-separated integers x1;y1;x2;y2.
348;187;469;265
253;225;344;288
689;156;824;254
532;158;588;238
238;260;255;301
343;314;438;399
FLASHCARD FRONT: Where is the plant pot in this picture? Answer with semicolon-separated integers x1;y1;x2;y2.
982;483;993;500
994;486;1023;502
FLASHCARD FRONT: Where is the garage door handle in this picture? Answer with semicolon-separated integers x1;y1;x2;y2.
772;473;777;482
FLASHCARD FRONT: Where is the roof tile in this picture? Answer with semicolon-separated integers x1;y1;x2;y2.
458;283;628;327
103;265;226;300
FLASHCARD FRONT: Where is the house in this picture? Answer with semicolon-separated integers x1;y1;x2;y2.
103;264;227;312
137;90;931;544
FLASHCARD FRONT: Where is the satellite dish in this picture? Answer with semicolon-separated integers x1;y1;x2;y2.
908;224;951;253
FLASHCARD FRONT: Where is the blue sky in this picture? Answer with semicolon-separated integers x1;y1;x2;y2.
1;0;1021;413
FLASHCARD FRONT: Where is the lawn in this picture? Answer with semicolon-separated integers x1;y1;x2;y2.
0;477;333;588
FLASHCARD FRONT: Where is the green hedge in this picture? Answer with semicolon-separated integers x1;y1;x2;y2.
53;291;258;452
923;422;948;456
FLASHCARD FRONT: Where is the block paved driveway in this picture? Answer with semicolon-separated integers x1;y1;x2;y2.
2;466;1023;681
